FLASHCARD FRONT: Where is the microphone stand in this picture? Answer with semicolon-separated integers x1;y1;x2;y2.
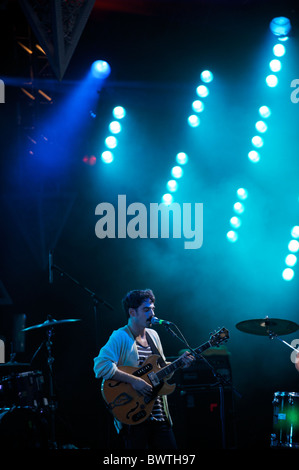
51;263;114;349
162;322;241;449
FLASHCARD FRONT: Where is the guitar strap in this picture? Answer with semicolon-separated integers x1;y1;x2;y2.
146;332;167;368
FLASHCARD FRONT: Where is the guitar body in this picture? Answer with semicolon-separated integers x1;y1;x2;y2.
101;355;176;425
101;327;229;426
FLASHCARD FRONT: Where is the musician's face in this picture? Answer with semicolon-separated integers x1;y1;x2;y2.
130;298;155;327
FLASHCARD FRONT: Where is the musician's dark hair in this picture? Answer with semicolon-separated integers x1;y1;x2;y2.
122;289;155;319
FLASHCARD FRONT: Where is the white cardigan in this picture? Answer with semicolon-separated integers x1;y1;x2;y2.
93;324;172;430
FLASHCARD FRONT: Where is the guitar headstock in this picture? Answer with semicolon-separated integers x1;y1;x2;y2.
209;327;229;347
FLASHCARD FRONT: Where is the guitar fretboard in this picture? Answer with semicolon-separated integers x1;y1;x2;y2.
156;340;211;381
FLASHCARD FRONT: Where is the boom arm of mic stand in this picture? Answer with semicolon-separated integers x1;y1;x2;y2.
52;264;114;311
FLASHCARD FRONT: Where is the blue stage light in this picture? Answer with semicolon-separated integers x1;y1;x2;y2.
200;70;213;83
171;166;183;179
282;268;294;281
196;85;209;98
105;136;117;149
269;59;282;72
288;240;299;253
285;254;297;267
187;115;200;127
91;60;111;79
192;100;204;113
237;188;248;200
227;230;238;242
101;150;114;163
166;180;178;192
259;106;271;118
266;74;278;87
162;193;173;205
273;44;286;57
252;135;264;148
108;121;122;134
248;150;260;163
291;226;299;239
270;17;291;37
255;121;268;133
176;152;188;165
112;106;126;119
230;216;242;229
233;202;245;214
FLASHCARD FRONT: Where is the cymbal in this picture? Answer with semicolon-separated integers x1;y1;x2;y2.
22;317;81;332
236;317;299;336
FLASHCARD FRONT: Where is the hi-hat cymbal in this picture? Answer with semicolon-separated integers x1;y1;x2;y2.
236;317;299;336
22;317;81;332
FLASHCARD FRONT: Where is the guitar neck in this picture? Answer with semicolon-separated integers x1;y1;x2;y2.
156;339;212;381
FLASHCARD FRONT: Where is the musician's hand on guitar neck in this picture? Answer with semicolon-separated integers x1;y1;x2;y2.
180;351;195;369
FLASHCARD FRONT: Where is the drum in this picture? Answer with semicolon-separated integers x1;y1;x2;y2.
271;391;299;448
0;370;48;409
0;407;48;449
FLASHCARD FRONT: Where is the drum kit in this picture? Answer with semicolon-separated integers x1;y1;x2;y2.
236;316;299;449
0;315;80;449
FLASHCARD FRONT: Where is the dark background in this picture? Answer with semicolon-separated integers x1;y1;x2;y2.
1;0;299;450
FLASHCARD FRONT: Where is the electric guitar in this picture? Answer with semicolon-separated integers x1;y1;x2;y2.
101;327;229;425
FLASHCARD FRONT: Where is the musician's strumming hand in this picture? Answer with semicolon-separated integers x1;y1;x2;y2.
131;376;153;398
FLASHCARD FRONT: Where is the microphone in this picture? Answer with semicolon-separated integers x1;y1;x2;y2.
151;316;172;326
49;251;53;284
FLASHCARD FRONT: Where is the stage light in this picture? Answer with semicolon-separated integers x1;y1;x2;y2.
108;121;122;134
171;166;183;179
105;136;117;149
227;230;238;242
237;188;248;200
252;135;264;148
270;17;291;37
200;70;213;83
259;106;271;118
266;74;278;87
282;268;294;281
269;59;282;72
291;226;299;239
233;202;245;214
196;85;209;98
273;44;286;57
112;106;126;119
176;152;188;165
230;216;242;229
285;254;297;267
162;193;173;205
288;240;299;253
166;180;178;192
192;100;204;113
255;121;268;133
187;114;200;127
91;60;111;79
248;150;260;163
101;150;114;163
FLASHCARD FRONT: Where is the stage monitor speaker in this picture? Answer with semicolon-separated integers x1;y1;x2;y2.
167;348;237;449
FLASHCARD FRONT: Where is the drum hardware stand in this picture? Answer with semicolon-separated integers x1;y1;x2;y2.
45;320;57;450
267;330;299;355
